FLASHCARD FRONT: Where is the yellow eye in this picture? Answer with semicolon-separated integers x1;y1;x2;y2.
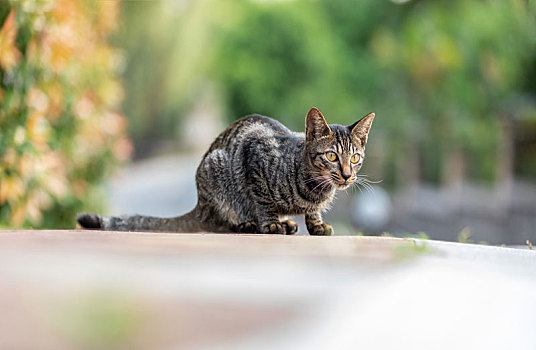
326;152;337;162
350;153;361;164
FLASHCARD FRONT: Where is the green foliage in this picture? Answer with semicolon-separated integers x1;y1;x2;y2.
119;0;536;184
116;1;181;150
0;0;130;228
211;0;536;184
212;1;357;129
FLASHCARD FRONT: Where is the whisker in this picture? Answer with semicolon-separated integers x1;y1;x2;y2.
352;181;364;194
362;182;375;194
311;178;331;192
356;173;383;184
362;178;383;185
304;175;329;184
308;171;325;177
353;178;375;195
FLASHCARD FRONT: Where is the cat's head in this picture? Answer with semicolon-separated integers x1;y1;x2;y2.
304;107;374;190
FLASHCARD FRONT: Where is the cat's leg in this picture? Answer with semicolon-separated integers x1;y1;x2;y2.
255;208;288;234
305;213;333;236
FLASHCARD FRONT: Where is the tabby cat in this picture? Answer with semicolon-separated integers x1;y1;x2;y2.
77;107;374;235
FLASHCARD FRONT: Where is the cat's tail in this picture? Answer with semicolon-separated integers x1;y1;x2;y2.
76;206;223;233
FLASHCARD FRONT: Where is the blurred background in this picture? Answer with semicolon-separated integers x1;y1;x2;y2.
1;0;536;244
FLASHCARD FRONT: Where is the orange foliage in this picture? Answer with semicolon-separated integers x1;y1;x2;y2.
0;0;131;228
0;10;20;70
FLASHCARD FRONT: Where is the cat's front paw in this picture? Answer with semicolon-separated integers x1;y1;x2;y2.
261;222;287;234
280;219;298;235
307;222;333;236
236;221;258;233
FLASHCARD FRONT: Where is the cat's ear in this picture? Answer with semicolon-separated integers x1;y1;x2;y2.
350;112;375;146
306;107;332;141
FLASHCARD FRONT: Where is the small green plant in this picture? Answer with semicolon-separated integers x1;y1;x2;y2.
49;292;142;349
394;239;431;261
403;232;430;240
457;227;472;243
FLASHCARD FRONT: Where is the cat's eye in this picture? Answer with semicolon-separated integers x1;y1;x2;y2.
326;152;337;162
350;153;361;164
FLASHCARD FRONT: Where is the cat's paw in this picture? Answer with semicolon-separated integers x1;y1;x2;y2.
307;222;333;236
260;222;287;234
236;221;258;233
280;219;298;235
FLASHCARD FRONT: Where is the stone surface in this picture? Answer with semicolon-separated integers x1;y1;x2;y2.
0;230;535;350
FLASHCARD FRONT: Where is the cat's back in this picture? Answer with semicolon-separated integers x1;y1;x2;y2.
206;114;297;153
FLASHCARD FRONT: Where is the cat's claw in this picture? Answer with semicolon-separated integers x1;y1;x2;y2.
307;222;333;236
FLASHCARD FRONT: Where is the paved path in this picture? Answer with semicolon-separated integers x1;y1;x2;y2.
0;230;535;350
109;154;199;217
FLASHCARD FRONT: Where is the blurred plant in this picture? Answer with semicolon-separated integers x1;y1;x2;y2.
49;292;142;349
457;227;472;243
118;0;536;186
210;0;536;185
373;0;536;183
211;0;362;130
0;0;131;228
394;239;430;261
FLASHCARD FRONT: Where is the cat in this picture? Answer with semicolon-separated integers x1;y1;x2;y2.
77;107;374;235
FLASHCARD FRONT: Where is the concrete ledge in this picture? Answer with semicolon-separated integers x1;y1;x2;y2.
0;230;535;350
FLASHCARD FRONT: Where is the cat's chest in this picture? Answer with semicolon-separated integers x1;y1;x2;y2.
278;189;335;215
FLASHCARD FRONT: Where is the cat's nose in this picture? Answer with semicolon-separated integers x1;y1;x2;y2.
341;172;352;181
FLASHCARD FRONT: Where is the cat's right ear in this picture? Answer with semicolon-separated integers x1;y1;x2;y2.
306;107;332;141
350;112;375;146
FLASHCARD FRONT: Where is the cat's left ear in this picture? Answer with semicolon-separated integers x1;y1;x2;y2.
350;112;375;146
306;107;332;141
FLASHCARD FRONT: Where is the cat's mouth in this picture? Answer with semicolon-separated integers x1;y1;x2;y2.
331;175;354;189
309;174;353;191
334;180;353;189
